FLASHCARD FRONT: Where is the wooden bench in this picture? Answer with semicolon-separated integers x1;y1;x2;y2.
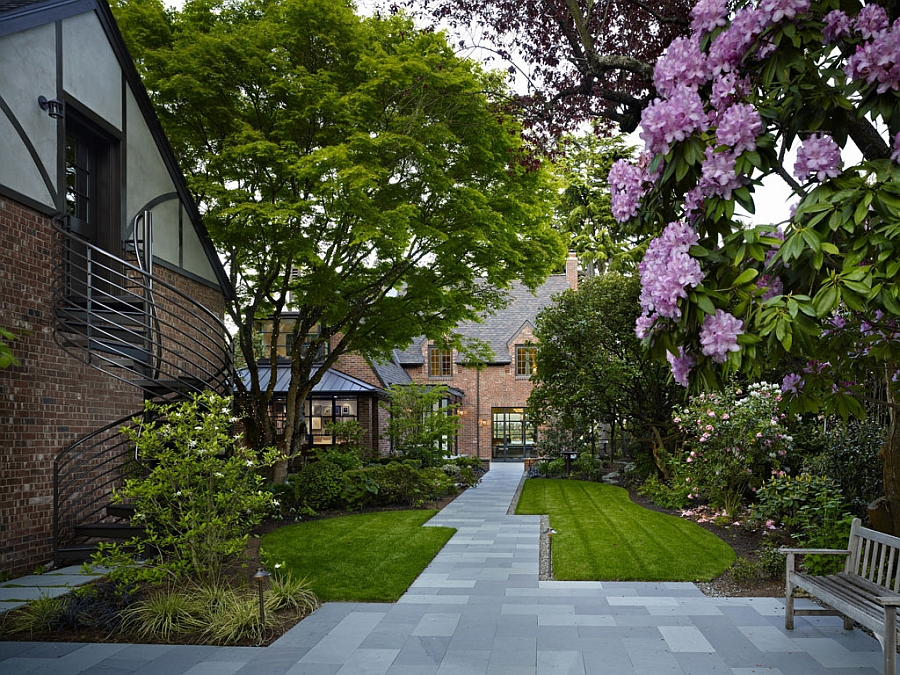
782;517;900;674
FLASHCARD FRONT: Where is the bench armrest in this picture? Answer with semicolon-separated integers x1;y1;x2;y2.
778;547;850;556
877;597;900;607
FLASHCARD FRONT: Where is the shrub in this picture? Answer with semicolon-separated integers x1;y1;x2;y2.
200;586;278;645
341;467;381;510
93;392;278;584
441;463;480;488
292;459;344;513
751;473;846;532
756;541;786;581
375;461;424;506
802;418;884;517
798;513;856;576
420;467;457;503
674;382;794;516
637;475;691;510
572;453;605;482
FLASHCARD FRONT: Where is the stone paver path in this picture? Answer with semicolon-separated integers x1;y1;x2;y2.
0;462;884;674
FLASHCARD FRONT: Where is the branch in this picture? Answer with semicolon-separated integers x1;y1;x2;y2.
623;0;691;26
847;116;890;161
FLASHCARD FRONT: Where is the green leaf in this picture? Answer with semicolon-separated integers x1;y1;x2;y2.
733;268;759;286
813;285;839;316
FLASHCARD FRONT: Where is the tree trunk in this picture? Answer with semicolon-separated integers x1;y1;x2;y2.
883;385;900;536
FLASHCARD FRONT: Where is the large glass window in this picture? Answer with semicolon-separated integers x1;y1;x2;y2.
515;345;537;377
428;346;452;378
308;397;358;446
491;407;538;460
254;319;329;360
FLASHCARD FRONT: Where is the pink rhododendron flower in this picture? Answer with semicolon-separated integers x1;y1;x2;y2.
855;4;889;39
794;133;842;181
638;222;703;320
781;373;802;393
845;27;900;94
699;146;744;199
715;103;763;155
708;8;764;74
654;36;710;98
640;88;708;156
710;72;750;110
667;346;696;387
609;159;645;223
756;0;810;26
691;0;728;36
823;10;852;43
699;309;743;363
892;132;900;163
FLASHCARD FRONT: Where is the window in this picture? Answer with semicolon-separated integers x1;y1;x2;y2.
307;397;358;446
491;407;538;459
428;346;452;378
254;319;329;360
515;345;537;377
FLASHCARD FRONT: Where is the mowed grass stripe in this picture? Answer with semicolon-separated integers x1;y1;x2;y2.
261;510;455;603
515;479;735;582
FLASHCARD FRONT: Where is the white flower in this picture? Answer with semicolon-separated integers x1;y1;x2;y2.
274;563;282;569
188;439;197;448
272;499;280;507
214;472;224;478
245;460;255;467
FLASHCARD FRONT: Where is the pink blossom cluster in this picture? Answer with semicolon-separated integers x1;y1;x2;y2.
667;347;696;387
757;273;783;301
654;37;710;98
699;309;744;362
715;103;763;154
845;26;900;94
793;133;842;181
756;0;810;25
708;8;764;74
609;159;645;223
640;88;708;156
822;10;853;43
699;146;744;199
710;72;751;110
892;132;900;163
637;221;703;322
690;0;728;36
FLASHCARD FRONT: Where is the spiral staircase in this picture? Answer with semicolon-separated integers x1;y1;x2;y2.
50;213;233;565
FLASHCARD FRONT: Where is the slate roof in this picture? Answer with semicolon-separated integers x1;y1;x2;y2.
395;274;572;366
237;360;387;397
370;355;413;388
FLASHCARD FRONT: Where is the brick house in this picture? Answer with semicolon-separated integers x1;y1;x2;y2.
247;254;577;461
0;0;233;576
395;253;579;461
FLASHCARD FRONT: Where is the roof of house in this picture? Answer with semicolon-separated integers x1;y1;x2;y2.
370;356;413;388
0;0;234;300
395;274;572;366
238;360;388;397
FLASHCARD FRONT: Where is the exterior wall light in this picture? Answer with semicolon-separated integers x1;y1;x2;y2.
38;95;63;119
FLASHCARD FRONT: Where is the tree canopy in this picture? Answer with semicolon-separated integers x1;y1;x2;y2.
610;0;900;531
528;273;679;469
395;0;693;140
112;0;565;467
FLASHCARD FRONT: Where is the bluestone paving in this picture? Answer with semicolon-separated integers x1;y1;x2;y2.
1;462;887;673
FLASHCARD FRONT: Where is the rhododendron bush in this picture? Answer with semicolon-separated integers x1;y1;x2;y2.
673;382;794;516
612;0;900;532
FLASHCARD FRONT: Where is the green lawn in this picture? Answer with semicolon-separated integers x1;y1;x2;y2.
516;479;735;582
260;510;455;602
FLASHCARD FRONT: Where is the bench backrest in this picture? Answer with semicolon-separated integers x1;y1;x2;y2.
847;517;900;591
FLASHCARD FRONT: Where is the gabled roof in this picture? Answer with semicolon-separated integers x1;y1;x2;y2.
370;355;413;388
395;274;572;366
238;360;388;397
0;0;234;300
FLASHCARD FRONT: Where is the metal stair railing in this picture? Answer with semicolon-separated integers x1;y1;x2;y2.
50;216;234;564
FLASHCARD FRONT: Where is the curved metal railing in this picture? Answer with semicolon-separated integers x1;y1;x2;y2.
51;217;233;563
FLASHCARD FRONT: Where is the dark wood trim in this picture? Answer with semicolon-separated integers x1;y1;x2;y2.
0;92;58;204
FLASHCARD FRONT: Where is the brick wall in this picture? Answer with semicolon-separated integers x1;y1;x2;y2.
404;326;539;460
0;197;227;576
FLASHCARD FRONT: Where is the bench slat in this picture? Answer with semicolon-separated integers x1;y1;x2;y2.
793;573;896;632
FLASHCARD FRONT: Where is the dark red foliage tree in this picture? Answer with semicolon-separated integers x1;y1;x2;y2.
393;0;692;139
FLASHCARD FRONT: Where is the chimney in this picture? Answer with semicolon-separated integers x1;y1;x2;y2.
565;251;579;290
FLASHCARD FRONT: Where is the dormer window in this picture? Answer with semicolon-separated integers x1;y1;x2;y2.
428;346;452;378
515;345;537;377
